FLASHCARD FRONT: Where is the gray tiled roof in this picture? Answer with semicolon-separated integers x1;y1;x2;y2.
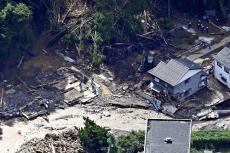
145;119;192;153
214;47;230;68
177;58;202;70
148;59;201;86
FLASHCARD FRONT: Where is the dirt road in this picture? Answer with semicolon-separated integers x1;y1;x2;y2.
0;104;169;153
187;34;230;60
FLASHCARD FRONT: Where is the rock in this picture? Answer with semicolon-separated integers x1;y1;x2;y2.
102;111;111;117
6;84;12;88
5;89;16;94
215;122;227;130
108;77;113;81
122;85;129;91
54;126;67;130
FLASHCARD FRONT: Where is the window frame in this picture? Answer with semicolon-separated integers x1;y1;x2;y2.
224;66;229;74
217;61;222;68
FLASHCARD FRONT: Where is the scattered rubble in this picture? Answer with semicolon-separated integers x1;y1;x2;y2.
55;50;75;63
102;111;111;117
5;88;16;95
16;129;87;153
222;26;230;32
162;104;178;117
0;66;99;120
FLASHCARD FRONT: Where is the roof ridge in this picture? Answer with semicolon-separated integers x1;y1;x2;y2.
175;69;190;85
172;59;189;69
171;59;191;85
171;59;189;69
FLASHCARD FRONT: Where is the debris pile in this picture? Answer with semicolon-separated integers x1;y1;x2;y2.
0;66;99;120
16;129;87;153
193;98;230;120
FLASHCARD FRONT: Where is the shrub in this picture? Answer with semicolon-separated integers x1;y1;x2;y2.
158;17;173;30
0;3;32;57
59;33;79;49
191;130;230;150
78;117;109;153
92;11;114;42
116;130;145;153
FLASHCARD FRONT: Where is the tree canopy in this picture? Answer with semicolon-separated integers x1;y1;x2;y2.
0;2;32;58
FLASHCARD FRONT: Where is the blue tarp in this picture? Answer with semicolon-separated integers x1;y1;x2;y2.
150;99;159;111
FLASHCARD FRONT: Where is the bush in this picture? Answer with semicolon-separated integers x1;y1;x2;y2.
0;2;32;57
92;50;104;66
116;130;145;153
158;17;173;30
92;11;114;42
191;130;230;150
78;117;109;153
59;33;79;49
190;148;203;153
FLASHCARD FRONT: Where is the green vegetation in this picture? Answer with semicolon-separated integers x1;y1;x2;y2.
78;117;110;153
114;130;230;153
191;130;230;151
78;118;145;153
169;0;229;19
75;118;230;153
158;17;173;30
75;117;230;153
0;2;32;58
190;148;203;153
116;131;145;153
2;0;230;66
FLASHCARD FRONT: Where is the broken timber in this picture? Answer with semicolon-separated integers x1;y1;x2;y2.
64;89;84;105
0;88;3;108
21;110;47;120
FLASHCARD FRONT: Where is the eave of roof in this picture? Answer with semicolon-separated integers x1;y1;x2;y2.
148;59;202;86
213;47;230;68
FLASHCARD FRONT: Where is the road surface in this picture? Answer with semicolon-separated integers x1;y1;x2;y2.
187;35;230;60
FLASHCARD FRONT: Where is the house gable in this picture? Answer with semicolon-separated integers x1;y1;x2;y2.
148;59;202;86
213;47;230;69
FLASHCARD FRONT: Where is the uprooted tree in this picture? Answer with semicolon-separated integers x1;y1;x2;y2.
43;0;153;66
2;0;230;66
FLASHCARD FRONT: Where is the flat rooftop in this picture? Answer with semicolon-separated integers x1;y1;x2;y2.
145;119;192;153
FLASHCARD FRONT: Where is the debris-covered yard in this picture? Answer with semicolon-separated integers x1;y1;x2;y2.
1;4;230;153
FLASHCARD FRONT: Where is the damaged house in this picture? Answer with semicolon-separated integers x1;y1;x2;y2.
213;47;230;89
148;58;207;100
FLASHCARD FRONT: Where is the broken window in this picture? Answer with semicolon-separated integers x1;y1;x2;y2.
217;61;222;68
224;67;229;74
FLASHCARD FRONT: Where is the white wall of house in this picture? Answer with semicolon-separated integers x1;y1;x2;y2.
214;60;230;89
173;70;206;100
